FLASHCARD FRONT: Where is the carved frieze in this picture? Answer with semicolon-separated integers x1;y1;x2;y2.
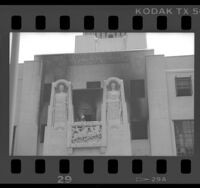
71;121;102;147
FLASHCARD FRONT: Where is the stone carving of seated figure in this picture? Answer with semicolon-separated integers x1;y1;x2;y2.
107;81;122;121
53;84;68;129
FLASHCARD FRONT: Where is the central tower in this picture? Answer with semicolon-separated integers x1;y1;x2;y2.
75;33;147;53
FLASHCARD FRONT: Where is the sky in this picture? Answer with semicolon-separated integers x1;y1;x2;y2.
15;32;194;63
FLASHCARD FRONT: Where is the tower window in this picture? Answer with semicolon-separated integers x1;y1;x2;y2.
174;120;194;156
175;77;192;96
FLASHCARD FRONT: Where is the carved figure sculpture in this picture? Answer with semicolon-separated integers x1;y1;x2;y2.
106;80;122;121
47;79;72;130
53;83;68;129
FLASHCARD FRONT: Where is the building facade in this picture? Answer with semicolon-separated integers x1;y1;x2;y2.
12;33;194;156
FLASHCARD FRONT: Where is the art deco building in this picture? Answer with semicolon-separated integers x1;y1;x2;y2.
11;33;194;156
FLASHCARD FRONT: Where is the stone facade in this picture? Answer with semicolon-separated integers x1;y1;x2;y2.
12;33;194;156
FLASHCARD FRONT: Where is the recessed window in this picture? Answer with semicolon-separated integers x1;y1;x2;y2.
175;77;192;97
87;81;101;89
130;80;145;98
130;120;148;139
174;120;194;156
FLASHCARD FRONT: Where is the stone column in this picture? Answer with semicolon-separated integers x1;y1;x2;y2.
103;77;132;155
146;55;175;156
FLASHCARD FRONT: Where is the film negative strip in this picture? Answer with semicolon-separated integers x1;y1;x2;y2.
0;5;199;184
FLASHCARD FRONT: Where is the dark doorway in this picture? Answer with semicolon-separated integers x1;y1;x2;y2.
73;88;103;122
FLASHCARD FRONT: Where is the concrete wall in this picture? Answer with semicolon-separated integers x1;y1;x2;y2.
126;33;147;50
165;55;194;70
14;61;42;155
75;35;96;53
131;139;150;156
165;55;194;120
166;71;194;120
165;56;194;155
146;55;194;156
14;64;23;126
95;37;126;52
